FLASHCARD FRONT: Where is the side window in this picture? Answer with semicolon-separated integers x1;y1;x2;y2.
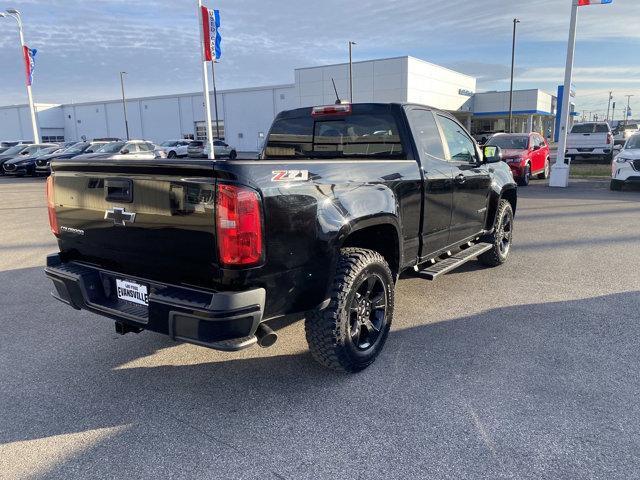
137;143;151;152
124;142;139;153
145;142;155;151
406;108;445;159
436;115;476;163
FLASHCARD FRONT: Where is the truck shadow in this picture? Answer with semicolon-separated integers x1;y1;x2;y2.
2;265;639;479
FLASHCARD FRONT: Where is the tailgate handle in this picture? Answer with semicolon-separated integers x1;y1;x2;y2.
105;179;133;203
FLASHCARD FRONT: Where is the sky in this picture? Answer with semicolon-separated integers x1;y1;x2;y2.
0;0;639;120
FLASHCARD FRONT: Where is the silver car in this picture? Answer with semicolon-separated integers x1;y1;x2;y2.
187;140;237;159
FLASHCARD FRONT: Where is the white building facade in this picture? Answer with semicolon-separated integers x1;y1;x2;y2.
0;56;556;151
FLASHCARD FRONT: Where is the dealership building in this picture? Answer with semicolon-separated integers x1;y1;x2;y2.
0;56;559;151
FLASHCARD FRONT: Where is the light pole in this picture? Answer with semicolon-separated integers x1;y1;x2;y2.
624;94;634;129
1;9;40;143
606;91;613;122
119;72;130;141
348;41;356;103
508;18;520;134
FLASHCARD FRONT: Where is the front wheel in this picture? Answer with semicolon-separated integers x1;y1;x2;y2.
478;199;514;267
517;164;531;186
229;150;237;159
305;248;394;373
167;151;177;159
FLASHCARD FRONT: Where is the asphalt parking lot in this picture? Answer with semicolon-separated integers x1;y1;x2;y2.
1;176;639;480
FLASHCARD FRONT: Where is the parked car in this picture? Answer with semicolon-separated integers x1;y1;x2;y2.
35;141;110;176
485;132;550;186
187;139;237;159
3;146;63;176
44;102;517;373
72;140;164;161
0;143;57;173
156;139;191;158
610;133;640;190
613;123;639;147
566;122;614;162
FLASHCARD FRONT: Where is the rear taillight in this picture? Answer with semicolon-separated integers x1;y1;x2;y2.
606;133;613;145
216;184;263;266
45;176;60;236
311;104;352;117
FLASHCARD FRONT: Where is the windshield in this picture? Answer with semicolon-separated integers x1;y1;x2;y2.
96;142;125;153
264;110;405;159
2;145;28;155
487;135;528;150
34;147;61;157
625;136;640;150
161;141;179;147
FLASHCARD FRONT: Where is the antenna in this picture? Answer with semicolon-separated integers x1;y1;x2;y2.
331;78;341;104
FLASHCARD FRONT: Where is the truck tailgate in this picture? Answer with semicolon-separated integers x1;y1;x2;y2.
567;132;607;149
51;159;218;287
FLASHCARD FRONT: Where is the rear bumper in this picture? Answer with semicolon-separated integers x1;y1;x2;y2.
566;148;612;156
44;254;266;351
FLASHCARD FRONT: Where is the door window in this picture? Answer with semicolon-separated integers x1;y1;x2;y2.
436;115;477;163
406;109;445;159
123;142;140;153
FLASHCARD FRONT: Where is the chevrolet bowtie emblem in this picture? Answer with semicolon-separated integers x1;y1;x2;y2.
104;207;136;226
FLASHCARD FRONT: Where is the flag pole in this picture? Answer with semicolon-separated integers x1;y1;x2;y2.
211;61;221;140
549;0;579;188
197;0;215;160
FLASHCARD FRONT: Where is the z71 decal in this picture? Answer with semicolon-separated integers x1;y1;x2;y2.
271;170;309;182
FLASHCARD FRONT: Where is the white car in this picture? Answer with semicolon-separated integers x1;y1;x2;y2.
73;140;164;161
156;139;191;158
610;133;640;191
566;122;615;161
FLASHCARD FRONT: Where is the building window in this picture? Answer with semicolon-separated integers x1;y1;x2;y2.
42;135;65;143
194;120;225;141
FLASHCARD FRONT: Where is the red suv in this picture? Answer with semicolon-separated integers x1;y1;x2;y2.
486;133;550;186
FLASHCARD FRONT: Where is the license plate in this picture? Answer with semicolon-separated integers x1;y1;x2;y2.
116;279;149;306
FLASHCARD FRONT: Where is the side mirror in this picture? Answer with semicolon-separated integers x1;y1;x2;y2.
532;144;541;151
120;149;130;155
483;145;503;164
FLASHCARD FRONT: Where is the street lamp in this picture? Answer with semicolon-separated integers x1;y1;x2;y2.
119;71;130;140
348;41;356;103
1;9;40;143
508;18;520;134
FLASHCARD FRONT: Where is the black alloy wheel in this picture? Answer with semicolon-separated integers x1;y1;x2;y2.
348;273;387;351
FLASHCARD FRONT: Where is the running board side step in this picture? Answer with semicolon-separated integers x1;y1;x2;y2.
415;243;493;280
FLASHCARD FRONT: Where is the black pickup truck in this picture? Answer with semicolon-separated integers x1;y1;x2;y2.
44;103;516;372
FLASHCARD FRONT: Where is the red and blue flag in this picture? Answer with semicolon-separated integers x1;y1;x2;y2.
577;0;613;5
22;46;37;86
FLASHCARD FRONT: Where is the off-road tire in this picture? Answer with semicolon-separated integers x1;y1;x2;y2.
478;199;514;267
305;248;394;373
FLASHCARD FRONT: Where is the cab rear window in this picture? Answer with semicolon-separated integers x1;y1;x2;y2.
264;112;406;159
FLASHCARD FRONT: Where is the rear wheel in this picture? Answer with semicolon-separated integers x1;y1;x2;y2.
538;158;550;179
229;150;237;159
479;199;513;267
168;151;177;159
305;248;394;373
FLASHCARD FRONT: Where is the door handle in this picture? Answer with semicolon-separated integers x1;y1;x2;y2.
454;174;466;185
